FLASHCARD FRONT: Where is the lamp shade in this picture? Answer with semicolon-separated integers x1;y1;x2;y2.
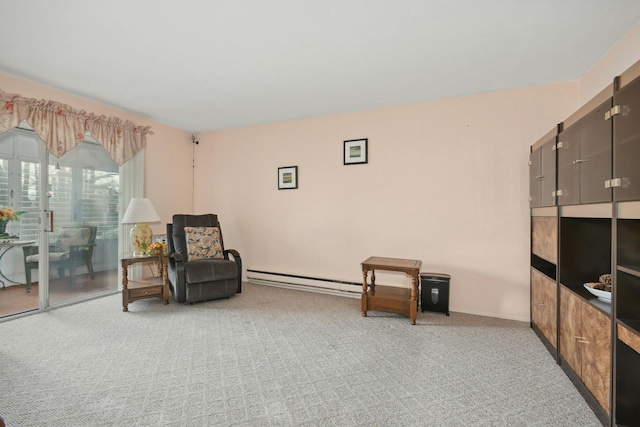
122;198;160;256
121;198;160;224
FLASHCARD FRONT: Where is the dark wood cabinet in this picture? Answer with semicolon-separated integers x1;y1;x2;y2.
559;286;611;415
613;75;640;202
532;216;557;264
530;130;557;208
530;59;640;427
531;268;557;349
557;99;612;205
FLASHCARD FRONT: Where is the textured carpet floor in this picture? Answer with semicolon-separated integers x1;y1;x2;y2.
0;283;600;426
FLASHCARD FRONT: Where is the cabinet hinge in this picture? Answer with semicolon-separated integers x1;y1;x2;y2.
605;105;621;120
552;190;563;197
606;177;630;188
552;142;563;151
528;196;532;202
528;160;532;166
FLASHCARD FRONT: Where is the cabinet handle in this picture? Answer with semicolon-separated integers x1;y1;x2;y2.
572;159;589;164
577;340;590;344
535;175;544;179
575;336;586;340
537;302;544;306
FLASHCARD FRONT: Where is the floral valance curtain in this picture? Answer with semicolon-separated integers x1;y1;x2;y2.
0;89;152;165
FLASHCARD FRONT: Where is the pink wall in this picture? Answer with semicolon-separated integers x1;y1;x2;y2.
195;82;579;321
194;22;640;322
0;72;194;235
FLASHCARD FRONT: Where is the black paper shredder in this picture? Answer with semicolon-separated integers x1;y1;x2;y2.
420;273;450;315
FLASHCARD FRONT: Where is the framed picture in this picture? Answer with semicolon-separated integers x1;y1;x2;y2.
278;166;298;190
344;138;368;165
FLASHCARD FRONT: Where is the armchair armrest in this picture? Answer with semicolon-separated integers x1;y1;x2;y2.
169;252;184;263
69;243;96;251
22;245;39;257
224;249;242;293
168;251;186;301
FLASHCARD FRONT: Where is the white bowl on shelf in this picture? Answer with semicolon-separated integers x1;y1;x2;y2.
583;283;612;303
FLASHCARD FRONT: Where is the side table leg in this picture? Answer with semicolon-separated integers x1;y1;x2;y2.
162;260;169;305
410;273;418;325
122;262;129;312
361;270;368;317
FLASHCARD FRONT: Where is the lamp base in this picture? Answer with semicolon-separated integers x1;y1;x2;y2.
130;223;153;257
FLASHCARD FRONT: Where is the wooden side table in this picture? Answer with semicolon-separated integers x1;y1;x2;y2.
121;254;169;312
361;256;422;325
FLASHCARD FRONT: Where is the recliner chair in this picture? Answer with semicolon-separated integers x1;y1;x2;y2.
166;214;242;303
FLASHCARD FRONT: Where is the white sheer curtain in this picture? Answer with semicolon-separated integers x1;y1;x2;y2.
119;149;145;283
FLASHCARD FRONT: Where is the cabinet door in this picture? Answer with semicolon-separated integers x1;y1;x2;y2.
613;75;640;201
580;99;612;204
540;138;557;207
581;302;611;413
531;216;557;264
560;287;582;374
557;123;581;205
531;268;557;347
529;149;541;208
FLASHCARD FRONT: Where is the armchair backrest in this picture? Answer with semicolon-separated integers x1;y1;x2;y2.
54;226;97;253
167;214;225;259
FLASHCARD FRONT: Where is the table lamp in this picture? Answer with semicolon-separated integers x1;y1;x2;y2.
121;198;160;256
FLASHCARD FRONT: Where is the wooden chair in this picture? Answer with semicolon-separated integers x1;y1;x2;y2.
22;226;97;291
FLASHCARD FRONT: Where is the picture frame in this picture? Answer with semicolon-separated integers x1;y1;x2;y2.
278;166;298;190
343;138;368;165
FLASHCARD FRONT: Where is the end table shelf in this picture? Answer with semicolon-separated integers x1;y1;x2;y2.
121;254;169;312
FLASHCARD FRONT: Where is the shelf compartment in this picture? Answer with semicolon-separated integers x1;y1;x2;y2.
531;254;556;281
365;285;413;319
559;217;612;287
615;337;640;425
617;219;640;267
617;270;640;329
618;265;640;278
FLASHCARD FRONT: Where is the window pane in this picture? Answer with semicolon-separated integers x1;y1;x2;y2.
19;161;39;241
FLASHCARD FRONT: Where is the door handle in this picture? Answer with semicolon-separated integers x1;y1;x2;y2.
44;210;54;232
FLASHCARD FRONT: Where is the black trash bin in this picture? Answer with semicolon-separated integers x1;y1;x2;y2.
420;273;450;315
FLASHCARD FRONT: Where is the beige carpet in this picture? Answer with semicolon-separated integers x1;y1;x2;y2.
0;282;600;426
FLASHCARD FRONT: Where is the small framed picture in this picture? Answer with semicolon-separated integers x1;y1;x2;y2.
344;138;368;165
278;166;298;190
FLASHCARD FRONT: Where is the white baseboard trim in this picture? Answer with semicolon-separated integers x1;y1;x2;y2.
246;269;361;299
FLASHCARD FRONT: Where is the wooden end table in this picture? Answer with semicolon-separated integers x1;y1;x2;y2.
361;256;422;325
121;254;169;312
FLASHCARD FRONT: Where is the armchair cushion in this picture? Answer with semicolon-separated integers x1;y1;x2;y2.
25;252;70;263
184;226;224;261
185;259;237;284
54;227;92;252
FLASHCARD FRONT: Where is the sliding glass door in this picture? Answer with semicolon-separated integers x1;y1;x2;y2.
0;128;120;317
46;140;120;305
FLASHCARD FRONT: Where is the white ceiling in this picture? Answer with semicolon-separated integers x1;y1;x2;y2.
1;1;640;133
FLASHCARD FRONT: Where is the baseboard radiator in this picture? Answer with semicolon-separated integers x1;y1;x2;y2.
246;269;361;299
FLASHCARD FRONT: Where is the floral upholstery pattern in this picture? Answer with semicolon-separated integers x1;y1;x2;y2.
184;226;224;261
25;227;92;263
54;227;91;252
